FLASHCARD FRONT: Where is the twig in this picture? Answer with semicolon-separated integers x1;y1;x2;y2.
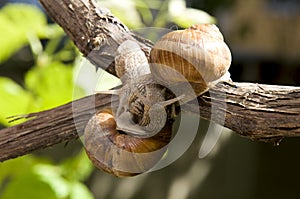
0;0;299;162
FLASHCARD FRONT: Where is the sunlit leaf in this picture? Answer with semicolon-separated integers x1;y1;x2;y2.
171;8;216;28
0;156;56;199
69;182;94;199
133;0;157;25
168;0;186;12
97;0;144;28
0;156;36;184
133;0;163;9
168;0;216;28
25;62;74;110
33;164;70;198
0;77;32;126
61;150;93;182
0;4;48;62
0;155;93;199
0;172;57;199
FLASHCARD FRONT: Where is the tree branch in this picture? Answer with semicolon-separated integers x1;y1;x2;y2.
0;0;299;162
39;0;152;75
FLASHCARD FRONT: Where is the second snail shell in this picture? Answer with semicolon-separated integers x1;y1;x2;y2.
84;109;172;177
150;24;231;96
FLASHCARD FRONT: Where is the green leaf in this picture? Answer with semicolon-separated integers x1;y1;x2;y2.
60;150;93;182
25;62;74;110
33;164;70;198
0;77;32;126
0;155;94;199
31;159;93;199
0;156;35;184
168;0;216;28
171;8;216;28
0;62;78;126
0;4;48;62
133;0;157;25
0;156;57;199
69;182;94;199
98;0;144;28
133;0;163;9
0;172;57;199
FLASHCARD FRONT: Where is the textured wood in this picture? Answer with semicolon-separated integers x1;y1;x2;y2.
0;94;113;161
0;81;299;161
0;0;299;162
39;0;152;75
190;82;300;142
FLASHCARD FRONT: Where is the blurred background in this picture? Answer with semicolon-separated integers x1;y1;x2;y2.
0;0;299;199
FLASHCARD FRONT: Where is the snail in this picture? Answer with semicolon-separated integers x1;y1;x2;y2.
84;109;173;177
150;24;231;98
83;24;231;177
84;40;180;176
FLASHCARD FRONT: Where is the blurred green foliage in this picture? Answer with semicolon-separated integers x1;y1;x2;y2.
0;4;46;62
0;4;62;62
0;1;215;199
98;0;215;28
0;4;91;199
0;151;94;199
0;4;81;126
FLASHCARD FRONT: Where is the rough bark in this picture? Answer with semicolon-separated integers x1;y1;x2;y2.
0;81;299;161
0;0;299;162
39;0;152;75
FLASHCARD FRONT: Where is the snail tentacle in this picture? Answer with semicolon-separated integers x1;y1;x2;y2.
84;24;232;177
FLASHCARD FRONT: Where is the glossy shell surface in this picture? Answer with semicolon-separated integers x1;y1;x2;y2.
84;109;172;177
150;24;231;95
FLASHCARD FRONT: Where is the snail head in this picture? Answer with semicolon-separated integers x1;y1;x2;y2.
96;83;182;138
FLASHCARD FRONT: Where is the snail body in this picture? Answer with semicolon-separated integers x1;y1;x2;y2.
96;40;180;138
83;24;231;177
84;41;178;176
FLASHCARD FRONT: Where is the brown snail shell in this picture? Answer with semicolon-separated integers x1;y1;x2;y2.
84;24;232;177
83;109;172;177
150;24;231;96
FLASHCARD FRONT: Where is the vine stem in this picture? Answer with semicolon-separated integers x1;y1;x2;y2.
0;0;299;162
